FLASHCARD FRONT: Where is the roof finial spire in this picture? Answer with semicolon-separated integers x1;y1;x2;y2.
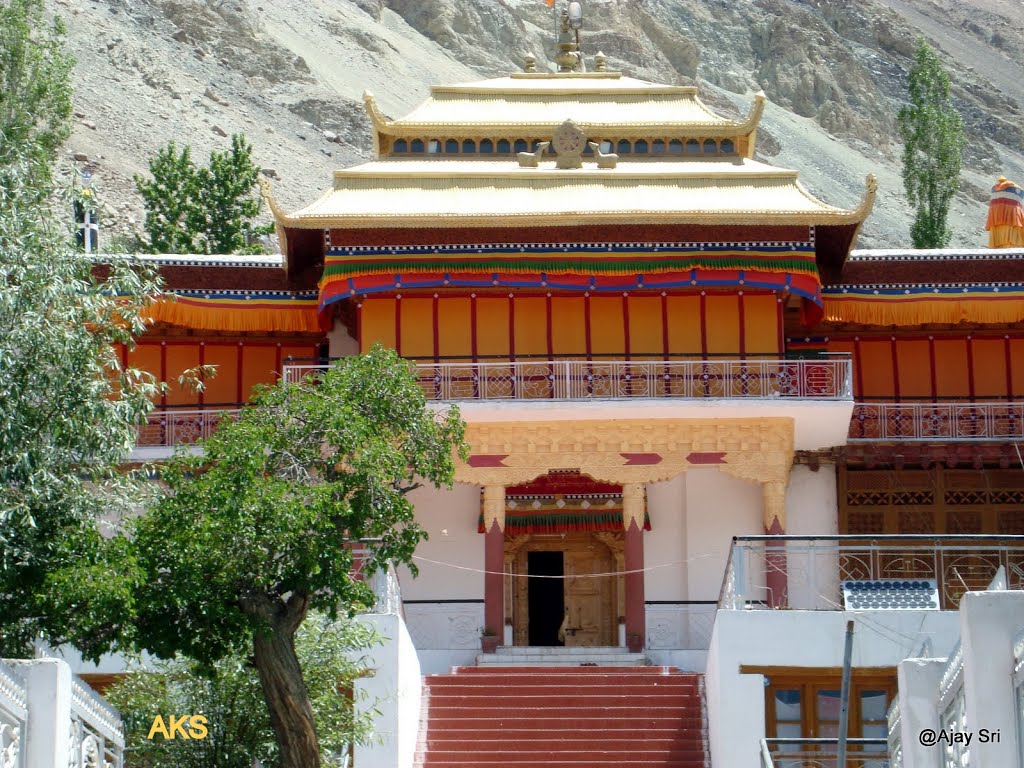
554;2;584;72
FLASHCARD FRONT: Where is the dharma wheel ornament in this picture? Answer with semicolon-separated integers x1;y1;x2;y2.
552;119;587;169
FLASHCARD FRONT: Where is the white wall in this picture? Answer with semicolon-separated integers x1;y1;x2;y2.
785;464;841;609
398;484;483;601
645;474;687;602
685;468;762;601
450;398;853;451
398;484;484;672
785;465;838;536
705;609;962;768
355;614;422;768
327;318;359;358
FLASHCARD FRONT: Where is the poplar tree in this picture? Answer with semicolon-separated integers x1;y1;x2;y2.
897;39;965;248
135;134;264;255
0;0;74;192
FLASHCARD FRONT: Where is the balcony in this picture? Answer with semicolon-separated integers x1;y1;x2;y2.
849;402;1024;442
760;738;889;768
719;535;1024;611
135;406;242;448
284;357;853;402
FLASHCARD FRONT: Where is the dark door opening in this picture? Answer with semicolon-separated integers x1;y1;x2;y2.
527;551;565;646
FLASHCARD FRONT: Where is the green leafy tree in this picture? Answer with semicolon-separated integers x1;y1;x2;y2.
897;38;965;248
192;134;262;255
0;149;162;655
135;134;266;255
0;0;74;191
114;347;465;768
106;614;381;768
134;142;202;254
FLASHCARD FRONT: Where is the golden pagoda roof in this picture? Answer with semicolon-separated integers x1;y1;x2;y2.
366;73;764;138
268;158;876;229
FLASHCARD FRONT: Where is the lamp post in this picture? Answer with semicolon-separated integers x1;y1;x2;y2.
75;170;99;254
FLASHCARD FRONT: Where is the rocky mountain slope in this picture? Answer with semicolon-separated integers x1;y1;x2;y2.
54;0;1024;249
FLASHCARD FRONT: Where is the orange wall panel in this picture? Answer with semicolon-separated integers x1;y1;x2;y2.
665;296;702;355
202;344;240;405
476;298;510;358
932;339;970;398
627;296;664;358
895;340;932;399
360;299;396;352
971;339;1007;399
126;344;162;382
164;345;201;405
399;298;435;359
857;340;895;399
1011;339;1024;397
513;297;548;356
743;295;781;355
589;297;625;355
240;346;278;401
437;298;472;358
550;297;586;356
704;295;741;356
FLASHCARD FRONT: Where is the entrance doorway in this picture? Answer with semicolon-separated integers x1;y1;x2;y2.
509;533;621;647
527;551;564;646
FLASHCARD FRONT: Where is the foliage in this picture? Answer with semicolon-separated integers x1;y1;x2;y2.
106;614;381;768
897;38;965;248
102;346;466;766
0;149;162;656
0;0;74;192
135;134;268;255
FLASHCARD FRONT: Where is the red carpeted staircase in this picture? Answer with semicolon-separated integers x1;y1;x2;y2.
415;666;709;768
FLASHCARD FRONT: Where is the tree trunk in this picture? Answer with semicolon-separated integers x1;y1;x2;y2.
252;617;320;768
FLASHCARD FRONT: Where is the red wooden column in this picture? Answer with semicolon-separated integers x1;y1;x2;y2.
763;481;788;608
482;485;506;649
623;483;646;652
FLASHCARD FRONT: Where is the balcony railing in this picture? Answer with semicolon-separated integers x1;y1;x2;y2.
135;406;241;448
285;357;853;402
850;402;1024;441
760;738;889;768
720;535;1024;611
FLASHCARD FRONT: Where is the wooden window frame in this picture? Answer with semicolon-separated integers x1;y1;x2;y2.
743;667;897;742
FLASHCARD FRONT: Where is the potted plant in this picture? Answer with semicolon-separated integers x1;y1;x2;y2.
480;626;500;654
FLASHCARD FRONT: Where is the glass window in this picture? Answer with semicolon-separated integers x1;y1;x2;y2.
721;138;735;154
764;675;897;765
462;139;476;154
497;139;511;154
703;139;718;154
617;139;632;155
652;139;665;154
514;139;528;153
411;139;424;153
669;139;683;155
428;139;441;154
480;138;494;154
393;139;408;153
685;139;700;155
600;140;613;154
445;139;460;154
634;140;649;155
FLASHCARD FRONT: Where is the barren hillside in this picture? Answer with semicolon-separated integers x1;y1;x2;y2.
53;0;1024;248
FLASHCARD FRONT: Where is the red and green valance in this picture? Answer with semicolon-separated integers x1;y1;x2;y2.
478;471;652;535
320;240;822;323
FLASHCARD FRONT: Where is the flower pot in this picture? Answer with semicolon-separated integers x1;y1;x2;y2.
481;635;500;654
